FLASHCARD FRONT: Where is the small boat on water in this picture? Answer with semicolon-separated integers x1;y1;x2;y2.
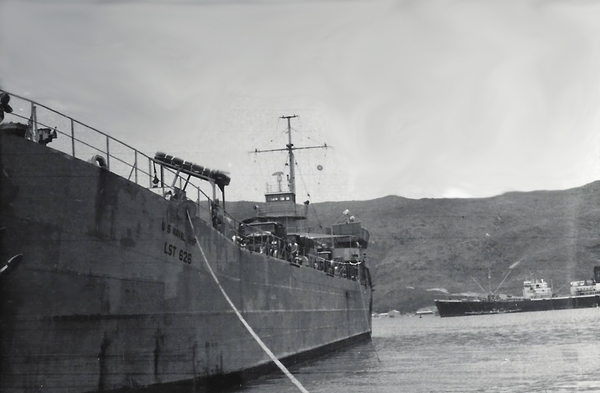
0;92;374;392
435;267;600;317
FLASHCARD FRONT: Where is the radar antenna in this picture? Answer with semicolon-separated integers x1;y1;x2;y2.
273;171;284;192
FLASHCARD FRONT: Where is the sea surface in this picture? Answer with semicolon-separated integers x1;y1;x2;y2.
230;308;600;393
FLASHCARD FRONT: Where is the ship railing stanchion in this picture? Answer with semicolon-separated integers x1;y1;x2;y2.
160;165;165;196
70;118;76;156
105;135;110;170
134;150;138;184
31;102;37;140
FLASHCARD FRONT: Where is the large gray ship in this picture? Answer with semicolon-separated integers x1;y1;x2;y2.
0;92;373;392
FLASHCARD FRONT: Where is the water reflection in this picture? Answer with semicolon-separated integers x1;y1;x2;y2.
238;309;600;393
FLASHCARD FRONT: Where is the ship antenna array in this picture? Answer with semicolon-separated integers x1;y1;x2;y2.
253;115;328;195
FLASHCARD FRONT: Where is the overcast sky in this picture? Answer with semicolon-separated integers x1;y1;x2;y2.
2;0;600;202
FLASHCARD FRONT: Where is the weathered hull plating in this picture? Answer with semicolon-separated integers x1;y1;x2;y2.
0;133;373;392
435;295;600;317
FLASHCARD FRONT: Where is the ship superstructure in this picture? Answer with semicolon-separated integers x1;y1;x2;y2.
244;115;372;283
522;279;552;299
569;268;600;296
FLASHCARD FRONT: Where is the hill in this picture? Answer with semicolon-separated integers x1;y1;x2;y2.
225;181;600;313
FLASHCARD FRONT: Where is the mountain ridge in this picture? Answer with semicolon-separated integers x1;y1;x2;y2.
225;180;600;313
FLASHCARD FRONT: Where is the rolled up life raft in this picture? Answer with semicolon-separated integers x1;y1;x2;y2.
153;152;231;187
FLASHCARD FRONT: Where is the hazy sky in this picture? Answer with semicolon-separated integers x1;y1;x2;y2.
2;0;600;202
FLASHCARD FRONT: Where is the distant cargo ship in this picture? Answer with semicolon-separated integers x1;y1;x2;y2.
0;92;373;392
435;267;600;317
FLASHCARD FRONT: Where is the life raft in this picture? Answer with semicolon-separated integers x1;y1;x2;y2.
153;151;230;187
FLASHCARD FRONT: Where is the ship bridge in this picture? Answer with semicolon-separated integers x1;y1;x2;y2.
249;192;309;233
258;191;307;219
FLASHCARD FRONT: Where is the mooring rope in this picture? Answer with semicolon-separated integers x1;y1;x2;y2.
187;213;309;393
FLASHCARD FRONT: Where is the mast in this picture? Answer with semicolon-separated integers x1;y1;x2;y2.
282;115;298;195
253;115;328;198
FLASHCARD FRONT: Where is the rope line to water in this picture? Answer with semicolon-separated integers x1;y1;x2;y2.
187;213;310;393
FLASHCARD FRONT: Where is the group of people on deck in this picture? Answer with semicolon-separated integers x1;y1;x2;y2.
209;200;362;281
232;233;302;263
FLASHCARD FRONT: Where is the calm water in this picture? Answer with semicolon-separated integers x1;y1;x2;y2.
234;308;600;393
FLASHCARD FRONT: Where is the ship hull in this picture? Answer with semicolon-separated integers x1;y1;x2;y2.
0;133;373;392
435;295;600;317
